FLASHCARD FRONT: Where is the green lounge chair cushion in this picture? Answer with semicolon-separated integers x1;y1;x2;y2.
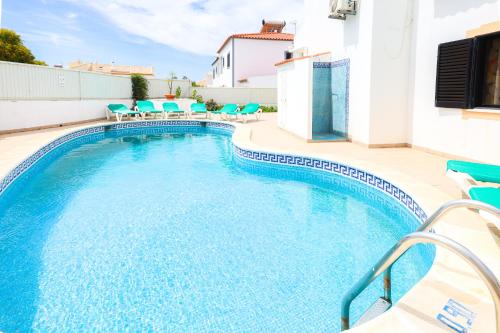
163;102;185;113
108;104;140;115
469;187;500;209
212;104;238;115
191;103;207;113
447;160;500;183
136;101;163;113
240;103;260;115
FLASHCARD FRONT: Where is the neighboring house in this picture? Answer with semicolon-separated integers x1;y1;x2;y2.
69;60;154;76
196;72;213;87
210;20;294;88
277;0;500;164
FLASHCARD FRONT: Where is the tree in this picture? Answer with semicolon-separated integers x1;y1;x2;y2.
131;74;149;103
167;71;176;95
0;29;47;65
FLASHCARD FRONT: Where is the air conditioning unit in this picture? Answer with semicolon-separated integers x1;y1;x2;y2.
328;0;357;20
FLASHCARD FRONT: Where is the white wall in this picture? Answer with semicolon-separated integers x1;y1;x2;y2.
277;59;312;139
233;38;293;87
194;87;277;105
0;98;197;132
409;0;500;163
211;42;233;87
285;0;376;143
239;75;277;88
368;0;414;144
0;99;129;132
148;79;191;98
282;0;500;163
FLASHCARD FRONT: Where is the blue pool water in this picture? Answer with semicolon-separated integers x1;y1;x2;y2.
0;127;433;332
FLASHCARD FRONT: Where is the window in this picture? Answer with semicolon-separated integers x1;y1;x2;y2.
474;32;500;107
222;57;224;70
227;52;231;68
435;31;500;109
435;39;474;108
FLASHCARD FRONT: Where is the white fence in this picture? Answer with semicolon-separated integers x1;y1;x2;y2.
0;61;190;100
194;87;277;106
0;61;276;104
148;79;191;99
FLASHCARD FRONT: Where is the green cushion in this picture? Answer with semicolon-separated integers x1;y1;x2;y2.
136;100;163;113
163;102;184;112
108;104;140;115
220;104;238;113
240;103;260;114
108;104;129;112
191;103;207;113
469;187;500;209
447;160;500;183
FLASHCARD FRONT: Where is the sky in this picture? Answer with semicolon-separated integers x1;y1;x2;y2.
1;0;303;80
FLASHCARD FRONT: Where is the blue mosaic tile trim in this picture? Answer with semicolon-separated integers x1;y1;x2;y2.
333;58;350;136
313;59;351;69
233;145;428;222
331;58;350;68
0;121;235;196
205;122;235;131
0;126;105;196
109;120;205;130
313;62;332;68
0;119;427;224
107;120;235;133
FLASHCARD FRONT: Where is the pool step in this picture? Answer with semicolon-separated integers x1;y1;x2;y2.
354;297;392;327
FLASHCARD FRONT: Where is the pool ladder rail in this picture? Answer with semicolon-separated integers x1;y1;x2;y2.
340;199;500;331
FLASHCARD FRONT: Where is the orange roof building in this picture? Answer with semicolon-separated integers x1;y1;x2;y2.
69;61;154;76
210;20;294;88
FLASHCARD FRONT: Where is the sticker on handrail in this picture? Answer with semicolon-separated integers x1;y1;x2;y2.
436;299;475;333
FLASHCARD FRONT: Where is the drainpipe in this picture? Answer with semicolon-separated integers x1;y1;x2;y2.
231;38;235;88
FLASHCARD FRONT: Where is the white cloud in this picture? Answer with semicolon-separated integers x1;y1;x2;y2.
21;31;82;48
62;0;303;55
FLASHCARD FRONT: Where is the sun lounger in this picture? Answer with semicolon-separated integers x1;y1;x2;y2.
107;104;142;121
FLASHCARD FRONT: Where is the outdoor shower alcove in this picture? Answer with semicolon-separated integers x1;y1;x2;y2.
312;59;350;141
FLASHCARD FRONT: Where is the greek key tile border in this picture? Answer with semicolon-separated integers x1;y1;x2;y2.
0;120;427;223
0;126;105;196
233;146;427;222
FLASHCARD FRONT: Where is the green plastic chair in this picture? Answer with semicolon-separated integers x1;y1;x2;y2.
190;103;208;118
469;187;500;209
162;102;186;118
107;104;142;122
447;160;500;184
135;100;165;118
239;103;262;122
211;104;239;120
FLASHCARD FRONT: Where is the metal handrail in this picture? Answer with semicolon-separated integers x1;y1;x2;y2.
340;232;500;331
417;199;500;232
340;199;500;330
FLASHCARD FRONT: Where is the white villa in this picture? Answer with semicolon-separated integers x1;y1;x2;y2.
277;0;500;164
210;20;294;88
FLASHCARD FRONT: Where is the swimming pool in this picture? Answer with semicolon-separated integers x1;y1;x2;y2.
0;122;434;332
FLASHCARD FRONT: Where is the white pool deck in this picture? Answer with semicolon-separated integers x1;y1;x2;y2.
0;113;498;332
